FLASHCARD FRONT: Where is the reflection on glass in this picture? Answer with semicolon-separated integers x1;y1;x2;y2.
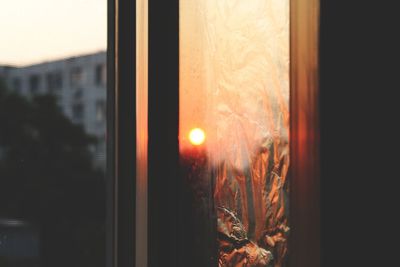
180;0;290;266
136;0;148;266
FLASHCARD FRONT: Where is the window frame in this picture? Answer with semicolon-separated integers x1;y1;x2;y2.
107;0;320;266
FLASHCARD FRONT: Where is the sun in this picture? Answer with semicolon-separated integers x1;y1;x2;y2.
189;128;206;146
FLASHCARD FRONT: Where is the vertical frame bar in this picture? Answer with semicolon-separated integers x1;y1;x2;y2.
148;0;180;267
289;0;320;266
107;0;136;267
106;0;116;265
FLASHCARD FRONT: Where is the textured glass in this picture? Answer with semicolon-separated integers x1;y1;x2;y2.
180;0;290;266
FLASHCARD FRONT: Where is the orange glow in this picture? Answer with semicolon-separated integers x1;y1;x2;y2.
189;128;206;146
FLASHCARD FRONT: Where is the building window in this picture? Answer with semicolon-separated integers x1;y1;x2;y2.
46;72;63;93
72;103;84;121
12;78;21;93
95;100;106;122
29;75;40;94
95;64;106;86
70;67;83;87
73;88;84;100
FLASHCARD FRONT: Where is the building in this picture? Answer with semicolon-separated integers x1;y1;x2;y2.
0;52;107;171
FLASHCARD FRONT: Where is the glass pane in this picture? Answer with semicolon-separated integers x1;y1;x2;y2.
180;1;290;266
0;1;107;266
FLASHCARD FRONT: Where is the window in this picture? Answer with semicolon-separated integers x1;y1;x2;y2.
73;88;83;100
70;67;83;87
46;71;63;93
0;0;321;266
12;77;21;93
29;75;40;94
72;103;84;121
95;64;106;86
95;100;106;122
130;0;320;266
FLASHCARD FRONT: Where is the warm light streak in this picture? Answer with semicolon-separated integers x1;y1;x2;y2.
136;0;148;266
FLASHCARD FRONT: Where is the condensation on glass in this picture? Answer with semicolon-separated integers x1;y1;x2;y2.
180;0;290;266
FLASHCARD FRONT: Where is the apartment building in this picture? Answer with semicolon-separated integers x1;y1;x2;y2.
0;52;107;170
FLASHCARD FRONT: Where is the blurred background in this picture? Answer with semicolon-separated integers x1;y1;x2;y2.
0;1;107;266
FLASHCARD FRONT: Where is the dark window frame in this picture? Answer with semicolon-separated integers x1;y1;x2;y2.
106;0;136;267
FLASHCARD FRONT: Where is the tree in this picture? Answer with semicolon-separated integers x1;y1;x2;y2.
0;79;105;267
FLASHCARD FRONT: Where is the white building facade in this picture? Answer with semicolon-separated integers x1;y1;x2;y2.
0;52;107;171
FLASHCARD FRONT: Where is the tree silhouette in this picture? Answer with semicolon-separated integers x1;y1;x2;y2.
0;78;105;267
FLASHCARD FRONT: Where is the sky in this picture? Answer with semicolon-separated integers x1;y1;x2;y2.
0;0;107;66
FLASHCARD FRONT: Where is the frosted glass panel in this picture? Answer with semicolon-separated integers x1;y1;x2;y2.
180;0;290;266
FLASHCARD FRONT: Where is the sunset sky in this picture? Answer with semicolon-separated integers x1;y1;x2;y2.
0;0;106;66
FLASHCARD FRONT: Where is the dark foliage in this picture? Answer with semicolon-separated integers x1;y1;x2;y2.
0;79;105;267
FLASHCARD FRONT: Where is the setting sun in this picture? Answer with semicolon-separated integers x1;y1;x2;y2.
189;128;206;146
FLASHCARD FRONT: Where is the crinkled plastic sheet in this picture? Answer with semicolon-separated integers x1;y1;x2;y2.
180;0;289;266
